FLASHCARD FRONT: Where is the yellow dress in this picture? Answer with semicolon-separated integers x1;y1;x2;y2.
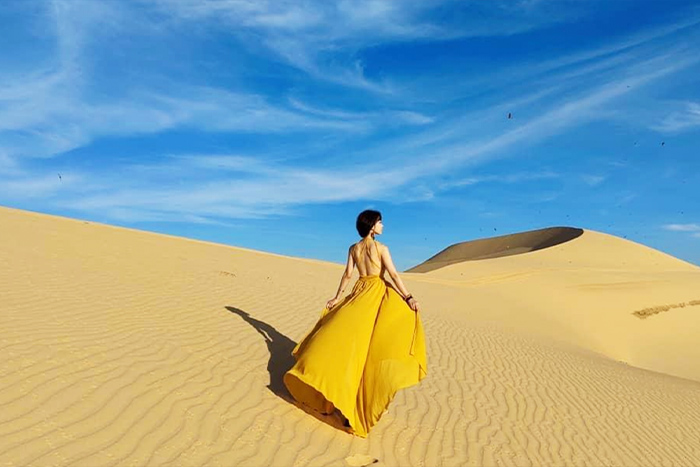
283;236;428;437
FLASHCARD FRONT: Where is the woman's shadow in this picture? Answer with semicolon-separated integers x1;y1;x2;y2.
225;305;349;432
225;306;297;402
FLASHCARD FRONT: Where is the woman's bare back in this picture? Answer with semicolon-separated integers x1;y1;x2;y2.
352;237;384;277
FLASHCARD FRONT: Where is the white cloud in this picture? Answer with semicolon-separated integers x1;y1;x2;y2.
2;1;699;226
663;224;700;232
0;152;23;175
169;154;275;174
4;49;694;223
2;172;83;198
653;102;700;133
518;15;700;83
149;0;592;92
1;2;436;160
581;174;606;186
38;152;416;222
0;79;378;159
617;193;637;205
392;111;435;125
3;0;697;164
438;170;559;190
374;52;697;179
396;13;700;106
287;97;434;126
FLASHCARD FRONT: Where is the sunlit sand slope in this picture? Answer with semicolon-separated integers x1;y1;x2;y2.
1;206;699;467
411;228;700;384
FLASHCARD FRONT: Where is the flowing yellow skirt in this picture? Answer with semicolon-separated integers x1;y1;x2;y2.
283;275;428;437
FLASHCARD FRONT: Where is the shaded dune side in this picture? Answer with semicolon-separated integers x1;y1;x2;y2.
407;227;584;273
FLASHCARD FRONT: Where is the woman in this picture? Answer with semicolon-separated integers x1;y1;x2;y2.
283;210;428;437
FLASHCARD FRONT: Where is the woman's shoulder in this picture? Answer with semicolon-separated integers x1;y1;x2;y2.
350;237;386;249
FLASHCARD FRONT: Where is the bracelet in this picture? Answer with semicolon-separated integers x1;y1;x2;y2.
404;294;413;302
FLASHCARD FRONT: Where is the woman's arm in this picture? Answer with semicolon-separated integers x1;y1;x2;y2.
332;245;355;299
381;246;421;312
380;245;411;298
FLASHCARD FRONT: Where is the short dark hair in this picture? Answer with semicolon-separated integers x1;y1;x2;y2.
356;209;382;238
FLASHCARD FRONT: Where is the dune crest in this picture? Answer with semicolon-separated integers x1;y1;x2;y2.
407;227;584;272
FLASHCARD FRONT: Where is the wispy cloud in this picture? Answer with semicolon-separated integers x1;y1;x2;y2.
617;193;637;205
0;79;381;160
2;172;83;199
374;51;698;178
581;174;606;186
1;1;442;161
287;97;434;126
437;170;559;190
664;223;700;241
0;151;23;175
11;154;414;221
663;223;700;232
396;12;700;106
1;0;699;230
3;47;696;223
652;101;700;133
150;0;591;92
515;14;700;84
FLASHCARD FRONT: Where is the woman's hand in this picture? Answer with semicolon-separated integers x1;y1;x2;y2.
326;297;341;309
407;297;421;312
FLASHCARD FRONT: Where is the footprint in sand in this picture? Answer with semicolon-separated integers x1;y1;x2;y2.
345;454;378;466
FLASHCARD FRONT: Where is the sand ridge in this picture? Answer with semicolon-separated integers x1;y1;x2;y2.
1;206;700;466
632;299;700;319
407;227;585;272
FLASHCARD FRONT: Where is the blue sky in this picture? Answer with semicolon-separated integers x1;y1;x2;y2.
1;0;699;270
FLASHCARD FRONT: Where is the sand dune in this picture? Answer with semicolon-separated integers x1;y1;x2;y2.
1;205;700;466
407;227;584;272
410;227;700;384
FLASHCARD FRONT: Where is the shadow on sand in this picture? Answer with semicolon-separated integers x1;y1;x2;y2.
225;306;349;433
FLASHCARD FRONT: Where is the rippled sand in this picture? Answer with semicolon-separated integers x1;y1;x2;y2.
1;206;699;466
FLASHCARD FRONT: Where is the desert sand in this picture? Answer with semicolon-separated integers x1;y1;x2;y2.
1;205;699;466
